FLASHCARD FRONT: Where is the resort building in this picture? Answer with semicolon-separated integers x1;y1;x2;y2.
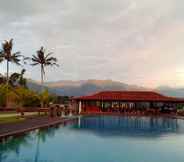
73;91;184;114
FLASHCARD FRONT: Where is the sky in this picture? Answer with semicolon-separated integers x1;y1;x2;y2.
0;0;184;88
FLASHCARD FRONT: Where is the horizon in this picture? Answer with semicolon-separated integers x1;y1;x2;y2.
0;0;184;88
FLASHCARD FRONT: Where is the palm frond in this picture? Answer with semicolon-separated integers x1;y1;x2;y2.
31;62;39;66
46;57;57;62
45;52;53;59
32;58;41;64
52;62;59;67
37;47;45;60
21;69;26;75
2;39;13;53
45;62;59;67
32;54;38;59
12;60;21;66
23;56;31;60
31;46;59;86
13;51;21;56
0;51;5;62
11;53;22;65
22;56;31;64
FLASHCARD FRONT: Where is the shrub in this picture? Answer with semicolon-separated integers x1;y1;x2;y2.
0;84;7;107
14;87;40;107
39;89;56;108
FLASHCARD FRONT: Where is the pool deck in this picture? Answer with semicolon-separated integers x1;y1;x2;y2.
0;116;77;140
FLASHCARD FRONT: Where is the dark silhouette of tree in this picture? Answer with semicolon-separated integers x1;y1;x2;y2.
19;69;27;87
9;69;27;87
0;69;27;88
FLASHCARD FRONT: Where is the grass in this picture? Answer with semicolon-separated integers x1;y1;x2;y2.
0;112;47;124
0;116;25;124
0;111;17;114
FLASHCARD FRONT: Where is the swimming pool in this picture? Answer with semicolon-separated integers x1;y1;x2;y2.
1;115;184;162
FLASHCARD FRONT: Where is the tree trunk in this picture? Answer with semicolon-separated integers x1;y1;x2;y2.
6;60;9;108
41;65;44;108
6;60;9;85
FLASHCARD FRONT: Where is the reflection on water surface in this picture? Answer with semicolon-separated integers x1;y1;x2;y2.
1;116;184;162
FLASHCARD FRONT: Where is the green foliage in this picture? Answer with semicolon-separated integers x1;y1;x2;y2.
10;69;27;87
0;84;56;108
0;84;7;107
39;89;56;107
18;69;27;87
14;87;40;107
56;96;70;104
0;39;59;109
176;104;184;110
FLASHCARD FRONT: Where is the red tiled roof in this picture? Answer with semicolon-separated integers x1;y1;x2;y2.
74;91;184;102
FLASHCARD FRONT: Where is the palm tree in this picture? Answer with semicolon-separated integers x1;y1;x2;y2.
0;39;22;85
31;47;59;107
0;39;23;107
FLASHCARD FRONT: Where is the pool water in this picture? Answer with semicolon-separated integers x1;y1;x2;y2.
1;116;184;162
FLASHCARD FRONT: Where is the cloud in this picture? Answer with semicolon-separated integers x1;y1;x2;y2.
0;0;184;87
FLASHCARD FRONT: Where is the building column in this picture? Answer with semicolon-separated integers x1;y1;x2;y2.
79;101;82;114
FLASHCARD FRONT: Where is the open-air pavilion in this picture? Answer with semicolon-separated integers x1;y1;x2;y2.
74;91;184;114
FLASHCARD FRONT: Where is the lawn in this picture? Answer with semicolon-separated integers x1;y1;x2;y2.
0;112;46;124
0;116;25;124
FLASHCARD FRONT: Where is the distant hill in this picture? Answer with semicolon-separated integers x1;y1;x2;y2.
27;79;50;93
27;79;184;98
156;86;184;98
28;79;147;96
46;80;149;96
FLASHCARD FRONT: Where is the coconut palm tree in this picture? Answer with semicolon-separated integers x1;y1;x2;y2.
31;47;58;86
0;39;23;107
31;47;59;107
0;39;22;85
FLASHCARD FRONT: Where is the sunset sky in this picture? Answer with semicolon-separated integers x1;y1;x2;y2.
0;0;184;88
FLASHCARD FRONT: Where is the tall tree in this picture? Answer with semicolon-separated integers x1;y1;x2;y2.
0;39;22;85
0;39;23;107
31;47;59;107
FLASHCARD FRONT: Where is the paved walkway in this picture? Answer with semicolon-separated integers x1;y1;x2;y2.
0;116;76;139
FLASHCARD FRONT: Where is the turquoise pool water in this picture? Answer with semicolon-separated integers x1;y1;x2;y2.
1;116;184;162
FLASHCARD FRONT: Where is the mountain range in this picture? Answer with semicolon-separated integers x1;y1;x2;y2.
27;79;184;98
